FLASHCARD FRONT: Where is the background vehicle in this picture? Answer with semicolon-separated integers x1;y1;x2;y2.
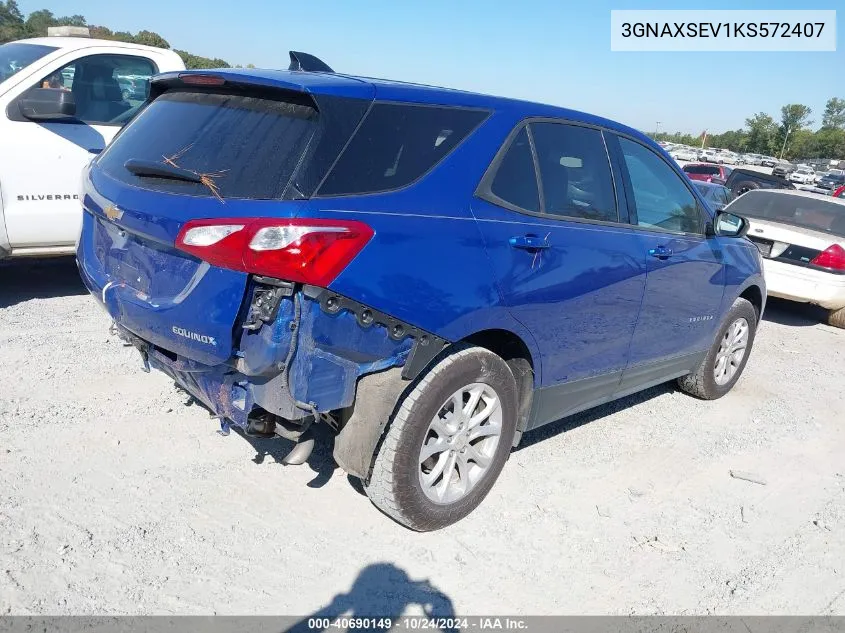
692;181;733;211
724;168;796;198
700;149;723;164
744;154;764;166
731;190;845;327
683;163;732;184
669;146;699;162
772;161;794;179
0;29;184;259
817;171;845;192
789;168;816;185
76;53;765;530
761;156;778;167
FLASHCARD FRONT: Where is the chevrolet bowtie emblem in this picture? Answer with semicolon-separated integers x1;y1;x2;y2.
104;204;123;221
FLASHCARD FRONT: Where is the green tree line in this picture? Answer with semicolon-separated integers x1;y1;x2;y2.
1;1;254;69
651;99;845;161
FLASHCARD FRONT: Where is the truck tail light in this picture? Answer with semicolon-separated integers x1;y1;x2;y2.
810;244;845;271
175;218;374;286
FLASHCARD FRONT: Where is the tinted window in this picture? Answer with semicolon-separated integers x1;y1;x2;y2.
98;91;318;199
684;164;719;176
488;128;540;212
318;103;487;196
530;123;617;222
619;137;703;234
727;191;845;237
24;54;156;126
0;43;56;84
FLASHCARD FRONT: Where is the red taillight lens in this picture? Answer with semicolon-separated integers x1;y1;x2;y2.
810;244;845;271
175;218;374;286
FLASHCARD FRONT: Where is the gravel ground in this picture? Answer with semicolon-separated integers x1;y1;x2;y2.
1;258;844;616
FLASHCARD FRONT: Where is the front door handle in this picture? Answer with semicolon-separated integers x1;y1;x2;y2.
648;246;673;260
509;235;550;251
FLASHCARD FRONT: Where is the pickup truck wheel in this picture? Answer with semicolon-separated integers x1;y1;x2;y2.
677;298;758;400
828;306;845;329
364;345;518;531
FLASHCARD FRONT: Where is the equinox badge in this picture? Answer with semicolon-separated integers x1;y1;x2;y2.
172;326;217;346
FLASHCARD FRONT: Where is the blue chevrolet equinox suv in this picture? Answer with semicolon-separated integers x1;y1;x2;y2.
77;52;765;530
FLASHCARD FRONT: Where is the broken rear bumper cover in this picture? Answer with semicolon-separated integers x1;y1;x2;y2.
77;256;448;476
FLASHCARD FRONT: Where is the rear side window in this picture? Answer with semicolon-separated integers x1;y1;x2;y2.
97;91;318;200
317;103;488;196
529;122;617;222
489;128;540;213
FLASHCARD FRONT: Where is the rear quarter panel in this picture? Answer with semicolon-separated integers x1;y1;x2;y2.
308;109;545;381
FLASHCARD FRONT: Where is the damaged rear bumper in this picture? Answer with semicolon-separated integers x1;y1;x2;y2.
78;251;448;434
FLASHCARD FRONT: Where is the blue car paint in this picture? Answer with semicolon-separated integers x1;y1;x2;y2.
76;67;765;436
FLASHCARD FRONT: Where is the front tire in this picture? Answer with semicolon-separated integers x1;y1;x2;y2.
365;345;518;531
678;298;758;400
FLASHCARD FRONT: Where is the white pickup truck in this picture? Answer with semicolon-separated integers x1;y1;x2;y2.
0;28;184;259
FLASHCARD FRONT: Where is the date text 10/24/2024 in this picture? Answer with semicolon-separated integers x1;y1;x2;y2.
306;617;529;630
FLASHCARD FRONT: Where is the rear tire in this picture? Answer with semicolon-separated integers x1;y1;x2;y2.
828;306;845;329
364;345;518;531
677;298;758;400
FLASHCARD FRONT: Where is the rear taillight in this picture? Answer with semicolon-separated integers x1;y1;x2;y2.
810;244;845;271
175;218;374;286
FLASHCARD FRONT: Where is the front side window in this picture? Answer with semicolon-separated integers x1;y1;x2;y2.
529;122;617;222
21;54;156;126
317;103;488;196
619;137;703;234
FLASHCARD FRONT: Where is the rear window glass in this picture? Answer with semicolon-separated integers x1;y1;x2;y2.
684;165;719;175
97;91;318;200
728;191;845;237
317;102;488;196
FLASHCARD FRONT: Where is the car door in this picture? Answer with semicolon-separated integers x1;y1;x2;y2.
0;53;156;249
471;120;648;427
610;134;725;393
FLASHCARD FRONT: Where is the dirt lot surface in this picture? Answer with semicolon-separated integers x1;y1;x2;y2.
1;259;844;616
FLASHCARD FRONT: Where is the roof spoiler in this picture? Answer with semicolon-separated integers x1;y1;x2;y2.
288;51;334;73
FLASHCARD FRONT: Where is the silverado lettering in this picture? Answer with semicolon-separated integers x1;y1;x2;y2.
16;194;79;201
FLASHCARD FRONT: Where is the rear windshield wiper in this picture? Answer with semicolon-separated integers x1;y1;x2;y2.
124;159;203;184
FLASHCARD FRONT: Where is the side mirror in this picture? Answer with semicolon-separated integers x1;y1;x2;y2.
716;212;749;238
18;88;76;121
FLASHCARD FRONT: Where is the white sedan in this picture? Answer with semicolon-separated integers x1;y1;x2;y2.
789;168;816;185
670;147;699;161
724;190;845;327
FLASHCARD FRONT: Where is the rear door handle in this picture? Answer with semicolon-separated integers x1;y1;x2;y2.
509;235;550;251
648;246;673;260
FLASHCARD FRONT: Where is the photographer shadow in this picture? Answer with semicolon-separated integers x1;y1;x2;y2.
286;563;457;633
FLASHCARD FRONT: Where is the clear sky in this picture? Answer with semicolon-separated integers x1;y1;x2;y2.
17;0;843;135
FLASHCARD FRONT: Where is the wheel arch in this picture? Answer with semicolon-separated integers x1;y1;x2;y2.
738;281;766;322
460;328;536;445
